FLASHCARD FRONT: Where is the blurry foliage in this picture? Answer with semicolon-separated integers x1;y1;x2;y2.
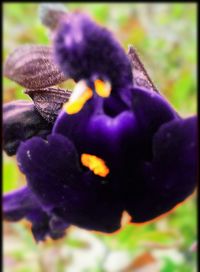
3;3;197;272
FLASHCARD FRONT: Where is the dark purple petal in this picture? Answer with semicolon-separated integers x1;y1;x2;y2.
32;214;69;241
52;95;100;152
3;100;53;156
125;116;197;222
4;186;39;221
152;116;197;195
16;134;81;208
54;108;138;167
3;186;68;241
54;12;133;90
16;134;123;232
131;87;179;159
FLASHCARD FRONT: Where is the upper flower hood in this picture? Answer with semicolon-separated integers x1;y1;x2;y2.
54;12;133;91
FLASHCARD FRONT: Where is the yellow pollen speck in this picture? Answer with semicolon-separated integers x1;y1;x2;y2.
64;87;93;114
94;79;111;97
81;153;110;177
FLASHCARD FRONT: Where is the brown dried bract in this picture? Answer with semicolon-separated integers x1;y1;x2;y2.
4;45;67;89
128;45;159;93
25;88;71;123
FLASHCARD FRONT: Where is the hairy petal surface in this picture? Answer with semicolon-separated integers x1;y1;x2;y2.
54;12;133;90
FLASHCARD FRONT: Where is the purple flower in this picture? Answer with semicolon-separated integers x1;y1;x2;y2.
3;10;197;241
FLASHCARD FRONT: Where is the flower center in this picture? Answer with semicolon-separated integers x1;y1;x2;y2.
81;153;110;177
64;79;111;114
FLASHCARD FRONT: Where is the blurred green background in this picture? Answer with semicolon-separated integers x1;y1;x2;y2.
3;3;197;272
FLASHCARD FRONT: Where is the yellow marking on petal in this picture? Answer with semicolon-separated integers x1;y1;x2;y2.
120;211;132;227
94;79;111;97
81;153;110;177
64;88;92;114
64;80;93;114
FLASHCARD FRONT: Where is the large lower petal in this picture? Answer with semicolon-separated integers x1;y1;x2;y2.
16;134;123;232
17;134;82;208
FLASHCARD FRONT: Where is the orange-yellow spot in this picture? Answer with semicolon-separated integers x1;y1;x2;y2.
64;87;93;114
81;153;110;177
94;79;111;97
120;211;132;227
